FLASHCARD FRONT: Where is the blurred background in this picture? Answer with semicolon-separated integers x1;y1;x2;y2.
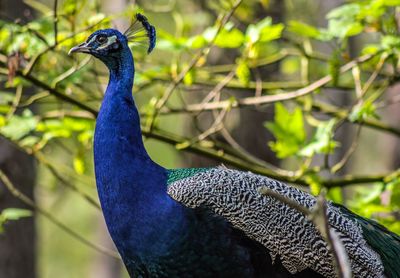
0;0;399;277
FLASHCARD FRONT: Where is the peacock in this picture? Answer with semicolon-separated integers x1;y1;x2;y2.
69;14;400;277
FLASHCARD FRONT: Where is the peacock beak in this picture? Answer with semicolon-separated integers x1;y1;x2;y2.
68;42;92;55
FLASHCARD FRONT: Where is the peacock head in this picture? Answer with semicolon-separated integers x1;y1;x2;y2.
69;13;156;68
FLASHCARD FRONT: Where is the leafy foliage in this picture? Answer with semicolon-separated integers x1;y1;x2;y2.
265;103;305;158
0;0;400;275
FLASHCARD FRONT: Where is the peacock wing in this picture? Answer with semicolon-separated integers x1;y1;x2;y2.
167;167;385;278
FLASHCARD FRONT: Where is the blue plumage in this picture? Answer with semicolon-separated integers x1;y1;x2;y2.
69;15;399;277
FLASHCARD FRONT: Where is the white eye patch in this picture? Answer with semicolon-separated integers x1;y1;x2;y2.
96;35;118;50
87;35;98;45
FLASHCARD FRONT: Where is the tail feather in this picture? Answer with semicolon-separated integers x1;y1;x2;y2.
334;203;400;278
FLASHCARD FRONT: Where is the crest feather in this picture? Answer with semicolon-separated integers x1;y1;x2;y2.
124;13;156;54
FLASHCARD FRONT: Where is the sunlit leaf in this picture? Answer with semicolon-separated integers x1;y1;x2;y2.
382;0;400;6
300;119;338;157
326;3;360;20
349;100;379;122
0;208;32;233
246;17;284;44
20;135;40;147
305;173;322;195
280;57;300;75
73;153;85;175
203;25;245;48
381;35;400;50
265;103;306;158
288;21;330;41
0;110;37;140
186;35;207;48
235;59;250;86
328;19;363;39
87;13;106;26
1;208;32;220
183;70;194;85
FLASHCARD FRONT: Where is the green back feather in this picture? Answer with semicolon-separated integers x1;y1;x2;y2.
167;168;211;185
334;203;400;278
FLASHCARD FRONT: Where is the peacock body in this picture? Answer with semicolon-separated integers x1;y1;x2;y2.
69;14;400;278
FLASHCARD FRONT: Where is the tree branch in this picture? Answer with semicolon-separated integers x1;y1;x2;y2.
0;169;119;259
258;187;352;278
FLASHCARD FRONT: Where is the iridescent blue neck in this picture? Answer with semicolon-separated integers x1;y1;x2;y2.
93;47;187;264
96;49;149;157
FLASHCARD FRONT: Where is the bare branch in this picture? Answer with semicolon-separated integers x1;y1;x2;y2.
186;54;374;112
146;0;244;130
258;187;352;278
0;169;120;259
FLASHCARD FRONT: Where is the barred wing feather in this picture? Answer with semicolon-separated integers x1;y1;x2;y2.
167;167;384;278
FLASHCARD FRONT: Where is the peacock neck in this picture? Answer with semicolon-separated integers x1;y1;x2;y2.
93;48;187;261
100;49;149;158
94;48;164;190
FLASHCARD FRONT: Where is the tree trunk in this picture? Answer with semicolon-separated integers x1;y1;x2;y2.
0;1;36;277
0;138;36;278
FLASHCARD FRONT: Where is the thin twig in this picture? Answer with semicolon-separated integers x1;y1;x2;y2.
53;0;59;45
361;53;388;96
186;54;374;112
146;0;243;130
6;85;23;119
331;125;362;174
34;152;101;210
0;169;120;259
258;187;351;278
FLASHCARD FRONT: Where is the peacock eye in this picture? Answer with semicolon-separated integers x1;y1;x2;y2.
97;35;107;44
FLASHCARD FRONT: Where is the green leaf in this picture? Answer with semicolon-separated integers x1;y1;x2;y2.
62;0;78;15
259;24;284;43
235;59;251;86
307;174;322;196
288;21;319;37
300;119;338;157
246;17;284;43
73;154;85;175
35;117;94;148
0;110;37;140
280;57;300;75
1;208;32;220
20;135;40;147
183;70;194;85
390;180;400;209
0;208;32;232
0;115;5;127
63;118;93;132
381;35;400;50
348;100;379;122
265;103;306;158
382;0;400;6
327;187;343;204
203;25;245;48
157;30;188;51
77;130;93;145
326;3;360;20
87;13;106;26
362;44;380;55
327;19;363;39
216;28;245;48
186;35;207;49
